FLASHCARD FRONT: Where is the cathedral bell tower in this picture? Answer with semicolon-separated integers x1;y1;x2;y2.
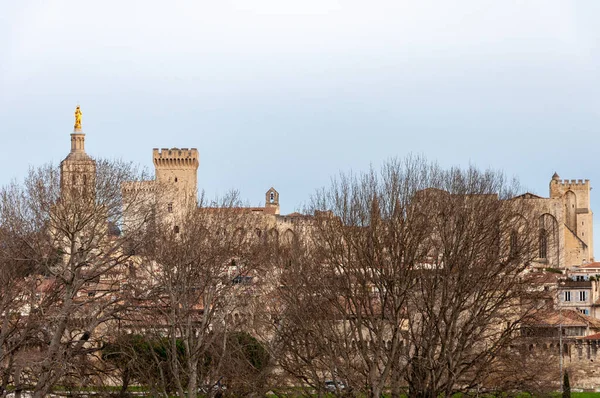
60;106;96;199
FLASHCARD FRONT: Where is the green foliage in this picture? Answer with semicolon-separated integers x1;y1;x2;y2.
563;371;571;398
103;332;270;395
103;334;186;394
544;267;564;274
228;331;269;371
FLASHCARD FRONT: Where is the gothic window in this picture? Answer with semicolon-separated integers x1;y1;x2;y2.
539;229;547;259
167;203;173;213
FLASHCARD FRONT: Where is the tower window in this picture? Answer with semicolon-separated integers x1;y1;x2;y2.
174;225;180;234
167;203;173;213
174;177;178;182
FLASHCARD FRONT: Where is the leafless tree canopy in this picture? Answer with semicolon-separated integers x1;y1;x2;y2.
0;155;548;396
269;156;539;397
0;160;152;397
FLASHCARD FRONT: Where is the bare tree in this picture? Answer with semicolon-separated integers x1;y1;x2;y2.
269;156;540;397
122;191;269;397
270;157;436;397
402;167;538;397
0;208;42;397
0;160;152;397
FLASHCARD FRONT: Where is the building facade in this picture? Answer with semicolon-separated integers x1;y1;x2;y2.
516;173;594;269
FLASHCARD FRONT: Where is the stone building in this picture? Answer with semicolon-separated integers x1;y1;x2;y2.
121;147;304;243
515;173;594;269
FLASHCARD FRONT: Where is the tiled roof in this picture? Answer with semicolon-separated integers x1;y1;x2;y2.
524;272;561;284
526;309;600;329
580;262;600;269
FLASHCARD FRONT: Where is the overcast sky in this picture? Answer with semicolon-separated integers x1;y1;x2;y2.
1;1;600;248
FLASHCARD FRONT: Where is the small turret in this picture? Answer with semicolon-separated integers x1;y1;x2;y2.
265;187;280;215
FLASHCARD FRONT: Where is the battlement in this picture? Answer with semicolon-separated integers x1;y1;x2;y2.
553;179;590;187
153;148;199;168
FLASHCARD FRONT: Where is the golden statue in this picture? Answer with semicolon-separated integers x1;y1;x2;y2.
74;105;82;130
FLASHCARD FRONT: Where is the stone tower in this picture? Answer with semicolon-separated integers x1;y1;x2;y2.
153;148;199;222
60;106;96;199
550;173;594;262
265;187;280;214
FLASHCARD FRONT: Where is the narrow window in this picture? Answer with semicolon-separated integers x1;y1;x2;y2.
539;229;547;259
167;203;173;213
510;230;518;256
174;177;178;182
83;174;87;186
174;225;180;234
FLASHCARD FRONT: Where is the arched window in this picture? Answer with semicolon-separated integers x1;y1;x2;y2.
539;229;548;259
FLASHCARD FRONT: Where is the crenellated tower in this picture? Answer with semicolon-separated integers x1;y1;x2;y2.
153;148;199;222
550;172;594;262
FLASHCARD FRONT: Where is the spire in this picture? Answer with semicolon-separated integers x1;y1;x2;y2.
552;172;560;181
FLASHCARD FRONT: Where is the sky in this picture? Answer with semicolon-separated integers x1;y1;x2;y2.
1;1;600;248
